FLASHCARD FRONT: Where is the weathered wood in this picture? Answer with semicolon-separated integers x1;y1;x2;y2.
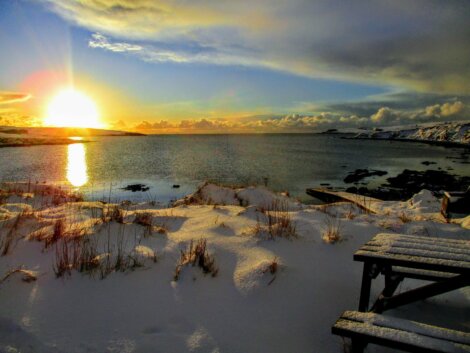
332;311;470;353
391;266;456;282
374;274;470;313
369;233;469;245
354;233;470;312
354;250;470;276
358;262;373;312
365;239;470;256
371;266;404;313
306;188;381;213
359;245;470;263
355;234;470;275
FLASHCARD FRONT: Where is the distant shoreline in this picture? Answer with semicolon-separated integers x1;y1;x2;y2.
0;139;92;148
343;136;470;149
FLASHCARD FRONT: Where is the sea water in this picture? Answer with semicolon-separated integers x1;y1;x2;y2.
0;134;467;203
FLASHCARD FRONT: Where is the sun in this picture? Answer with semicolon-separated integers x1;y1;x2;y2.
45;88;103;128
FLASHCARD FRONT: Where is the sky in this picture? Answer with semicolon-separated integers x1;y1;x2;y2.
0;0;469;133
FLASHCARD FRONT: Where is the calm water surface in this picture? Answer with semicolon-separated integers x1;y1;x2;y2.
0;135;467;203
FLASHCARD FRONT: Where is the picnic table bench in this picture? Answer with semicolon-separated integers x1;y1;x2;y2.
332;233;470;352
332;311;470;353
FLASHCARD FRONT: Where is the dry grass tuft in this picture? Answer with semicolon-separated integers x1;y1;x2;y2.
321;214;342;244
398;212;412;223
45;219;66;248
344;204;356;220
134;212;153;226
0;190;8;205
264;257;278;275
109;206;125;223
1;267;38;283
262;257;279;285
0;211;30;256
134;212;154;237
174;238;218;281
263;200;297;239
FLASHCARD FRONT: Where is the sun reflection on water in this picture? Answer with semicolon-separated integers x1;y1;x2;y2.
67;143;88;187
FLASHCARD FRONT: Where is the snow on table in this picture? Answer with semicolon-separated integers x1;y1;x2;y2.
334;310;470;353
354;233;470;274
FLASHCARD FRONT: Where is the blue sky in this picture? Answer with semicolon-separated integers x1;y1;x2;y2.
1;0;469;132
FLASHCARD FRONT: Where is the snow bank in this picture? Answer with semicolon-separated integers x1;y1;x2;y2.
408;190;441;213
355;121;470;145
174;182;302;210
0;183;468;353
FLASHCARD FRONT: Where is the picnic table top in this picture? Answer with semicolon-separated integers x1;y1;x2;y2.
354;233;470;275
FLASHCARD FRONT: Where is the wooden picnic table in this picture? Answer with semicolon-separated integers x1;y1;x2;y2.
354;233;470;313
332;233;470;352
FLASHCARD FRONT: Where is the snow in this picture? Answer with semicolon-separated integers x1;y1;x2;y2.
354;121;470;145
0;182;469;352
336;312;470;353
175;182;302;210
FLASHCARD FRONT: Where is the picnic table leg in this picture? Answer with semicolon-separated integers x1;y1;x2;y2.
351;338;366;353
358;262;374;312
371;266;404;313
378;274;469;312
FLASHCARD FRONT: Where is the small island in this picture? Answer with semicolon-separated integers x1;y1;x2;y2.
0;126;145;148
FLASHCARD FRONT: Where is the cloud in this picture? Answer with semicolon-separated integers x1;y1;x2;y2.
0;92;37;126
0;112;40;127
132;101;468;133
0;92;32;105
88;33;265;67
38;0;470;93
424;101;465;118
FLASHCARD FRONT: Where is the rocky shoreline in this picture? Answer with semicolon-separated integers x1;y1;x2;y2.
316;168;470;201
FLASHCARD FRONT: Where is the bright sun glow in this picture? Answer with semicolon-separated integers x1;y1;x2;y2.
45;88;102;128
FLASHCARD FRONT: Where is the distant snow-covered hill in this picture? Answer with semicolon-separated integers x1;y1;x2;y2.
354;122;470;145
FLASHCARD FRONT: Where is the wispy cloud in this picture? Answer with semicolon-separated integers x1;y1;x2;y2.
0;92;32;105
88;33;266;67
39;0;470;94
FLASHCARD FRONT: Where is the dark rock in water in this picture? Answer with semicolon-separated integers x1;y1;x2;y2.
121;184;150;192
172;184;180;188
341;169;470;201
421;161;436;166
320;183;330;186
344;169;388;183
384;169;470;197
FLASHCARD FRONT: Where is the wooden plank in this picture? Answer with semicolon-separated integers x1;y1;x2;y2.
333;319;470;353
359;245;470;263
366;237;470;252
340;311;470;345
354;250;470;274
375;275;470;313
391;266;456;282
355;233;470;273
370;233;470;246
306;188;381;213
364;241;470;257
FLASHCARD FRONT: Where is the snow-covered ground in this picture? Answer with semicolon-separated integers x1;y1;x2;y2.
0;182;468;353
354;121;470;145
